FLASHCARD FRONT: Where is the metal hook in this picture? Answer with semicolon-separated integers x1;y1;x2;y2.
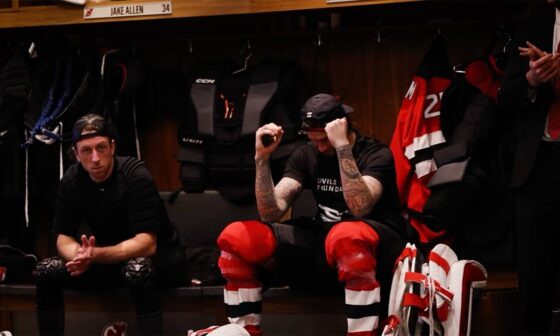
241;39;253;56
375;31;386;44
100;48;120;80
232;39;253;74
452;64;466;74
498;24;512;53
314;34;324;47
243;39;253;65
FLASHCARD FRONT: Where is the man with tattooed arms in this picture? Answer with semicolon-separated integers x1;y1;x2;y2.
215;93;406;336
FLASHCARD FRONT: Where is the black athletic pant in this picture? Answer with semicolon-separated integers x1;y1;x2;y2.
515;141;560;335
35;246;187;335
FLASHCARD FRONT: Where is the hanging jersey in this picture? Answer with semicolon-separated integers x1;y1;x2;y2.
389;35;452;243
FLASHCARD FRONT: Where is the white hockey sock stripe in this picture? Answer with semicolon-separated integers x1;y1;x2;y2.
346;287;381;333
224;287;262;326
347;316;380;334
224;287;262;305
346;287;381;306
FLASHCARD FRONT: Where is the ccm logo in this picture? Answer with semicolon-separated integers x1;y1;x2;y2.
182;137;203;145
195;78;215;84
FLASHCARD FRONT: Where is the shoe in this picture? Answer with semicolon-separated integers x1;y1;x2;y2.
187;324;250;336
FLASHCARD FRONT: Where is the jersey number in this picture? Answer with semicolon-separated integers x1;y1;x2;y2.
424;92;443;119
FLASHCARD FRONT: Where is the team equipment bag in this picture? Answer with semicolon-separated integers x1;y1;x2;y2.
0;244;37;283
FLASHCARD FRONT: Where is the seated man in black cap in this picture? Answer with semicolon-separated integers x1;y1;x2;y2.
35;113;188;335
213;93;406;336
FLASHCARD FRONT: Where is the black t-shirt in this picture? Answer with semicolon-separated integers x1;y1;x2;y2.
54;156;180;250
283;134;403;230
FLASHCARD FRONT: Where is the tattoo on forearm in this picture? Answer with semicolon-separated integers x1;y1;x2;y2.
346;187;373;215
336;145;375;216
277;184;299;207
255;158;279;220
255;160;282;221
337;145;360;179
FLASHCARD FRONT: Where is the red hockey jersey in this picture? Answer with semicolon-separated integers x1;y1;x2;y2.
390;36;452;243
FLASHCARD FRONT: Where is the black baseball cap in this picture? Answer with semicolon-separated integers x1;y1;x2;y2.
300;93;354;132
71;114;114;145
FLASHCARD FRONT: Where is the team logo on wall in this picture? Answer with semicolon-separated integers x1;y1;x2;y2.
101;322;127;336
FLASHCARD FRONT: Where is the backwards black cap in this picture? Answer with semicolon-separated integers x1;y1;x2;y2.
72;114;114;145
300;93;354;132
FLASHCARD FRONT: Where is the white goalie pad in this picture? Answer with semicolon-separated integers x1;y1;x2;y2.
384;243;487;336
382;243;420;336
404;244;457;335
428;244;458;323
442;260;487;336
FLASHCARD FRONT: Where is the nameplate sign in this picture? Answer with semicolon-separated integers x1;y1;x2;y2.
84;1;172;20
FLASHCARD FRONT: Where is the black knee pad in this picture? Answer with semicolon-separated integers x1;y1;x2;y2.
122;257;154;288
35;257;66;282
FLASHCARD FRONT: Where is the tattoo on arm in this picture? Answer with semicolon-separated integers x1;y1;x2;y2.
255;157;278;221
337;145;360;179
336;145;376;217
255;158;302;222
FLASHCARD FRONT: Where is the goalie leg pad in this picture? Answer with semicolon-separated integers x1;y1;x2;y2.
428;244;458;322
382;243;422;336
442;260;487;336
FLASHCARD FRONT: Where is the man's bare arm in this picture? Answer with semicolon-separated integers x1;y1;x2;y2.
255;157;302;222
89;232;157;263
336;144;382;217
56;234;81;262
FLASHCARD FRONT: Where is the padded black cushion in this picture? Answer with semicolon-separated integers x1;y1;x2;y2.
161;190;260;249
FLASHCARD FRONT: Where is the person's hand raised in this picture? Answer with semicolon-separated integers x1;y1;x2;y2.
325;117;349;149
255;123;283;160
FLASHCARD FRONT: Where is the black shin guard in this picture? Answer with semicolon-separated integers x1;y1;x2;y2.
36;307;64;336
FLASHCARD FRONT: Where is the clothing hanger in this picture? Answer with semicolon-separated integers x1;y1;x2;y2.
100;48;120;80
314;33;324;47
232;39;253;75
374;28;386;45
